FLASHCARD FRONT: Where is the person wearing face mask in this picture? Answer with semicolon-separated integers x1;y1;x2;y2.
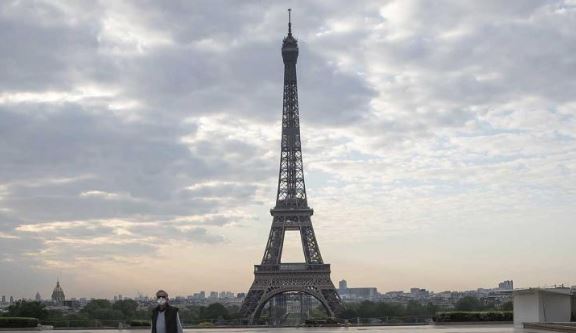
151;290;184;333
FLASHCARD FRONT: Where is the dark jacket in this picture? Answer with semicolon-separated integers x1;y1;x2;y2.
152;304;179;333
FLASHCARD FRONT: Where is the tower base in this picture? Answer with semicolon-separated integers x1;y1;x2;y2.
240;263;343;324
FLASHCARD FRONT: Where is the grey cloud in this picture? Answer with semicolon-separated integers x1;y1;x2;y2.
0;103;271;222
184;227;224;243
0;2;111;92
298;47;376;126
130;224;224;244
0;233;44;259
47;242;157;262
173;215;241;227
183;182;260;201
376;1;576;103
1;0;575;295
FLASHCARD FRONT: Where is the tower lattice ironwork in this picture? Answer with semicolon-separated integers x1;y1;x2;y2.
239;10;343;324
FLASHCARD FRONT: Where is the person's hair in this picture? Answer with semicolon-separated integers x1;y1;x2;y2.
156;290;168;297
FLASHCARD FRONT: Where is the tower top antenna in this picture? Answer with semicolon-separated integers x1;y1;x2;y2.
288;8;292;36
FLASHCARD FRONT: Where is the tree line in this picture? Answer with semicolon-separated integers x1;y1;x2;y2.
340;297;512;322
2;296;512;327
2;299;238;327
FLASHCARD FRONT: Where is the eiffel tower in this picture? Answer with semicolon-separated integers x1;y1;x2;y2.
239;9;343;324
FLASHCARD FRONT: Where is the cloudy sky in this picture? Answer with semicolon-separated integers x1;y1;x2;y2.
1;0;575;299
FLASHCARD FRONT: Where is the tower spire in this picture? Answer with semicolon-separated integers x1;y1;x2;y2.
288;8;292;36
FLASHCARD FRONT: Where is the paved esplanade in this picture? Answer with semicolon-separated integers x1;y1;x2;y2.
238;9;343;324
2;325;550;333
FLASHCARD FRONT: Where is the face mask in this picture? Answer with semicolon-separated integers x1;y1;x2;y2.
157;297;167;305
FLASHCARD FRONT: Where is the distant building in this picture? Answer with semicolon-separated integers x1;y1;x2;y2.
1;296;5;303
410;288;430;298
35;292;41;301
338;280;378;301
209;291;218;298
339;280;348;290
499;280;513;290
572;290;576;321
348;287;378;299
513;287;572;327
51;280;66;303
9;296;14;304
410;288;430;301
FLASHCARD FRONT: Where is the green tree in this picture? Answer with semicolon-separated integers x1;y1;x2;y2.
339;307;358;320
199;303;229;320
357;301;378;318
501;301;513;311
112;300;138;319
308;305;329;319
81;299;123;321
226;305;241;319
64;313;91;327
406;301;425;316
7;301;48;320
81;299;112;314
340;300;441;322
455;296;482;311
176;306;200;324
44;309;65;326
376;302;405;317
426;302;439;316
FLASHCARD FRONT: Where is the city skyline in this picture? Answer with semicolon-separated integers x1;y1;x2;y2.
1;1;575;299
2;277;524;301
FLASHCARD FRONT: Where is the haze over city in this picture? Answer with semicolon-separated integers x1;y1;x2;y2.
1;0;575;300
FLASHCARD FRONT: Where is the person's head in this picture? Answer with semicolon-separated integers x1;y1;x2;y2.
156;290;169;308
